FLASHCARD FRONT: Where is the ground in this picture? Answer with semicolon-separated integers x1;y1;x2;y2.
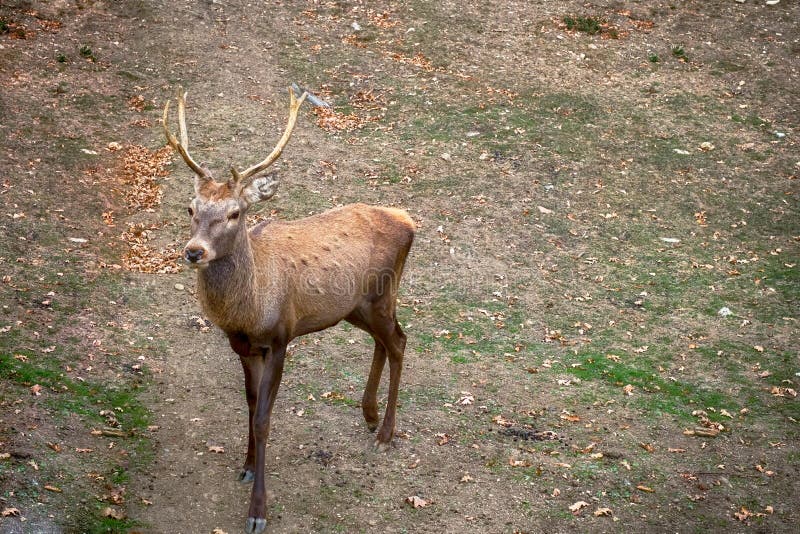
0;0;798;533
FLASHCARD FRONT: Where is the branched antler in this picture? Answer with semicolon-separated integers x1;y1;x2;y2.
232;88;308;186
162;89;211;180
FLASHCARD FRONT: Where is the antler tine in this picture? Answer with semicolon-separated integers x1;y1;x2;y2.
234;88;308;184
162;89;211;180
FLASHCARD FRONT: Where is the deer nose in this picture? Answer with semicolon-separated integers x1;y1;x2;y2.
184;247;205;263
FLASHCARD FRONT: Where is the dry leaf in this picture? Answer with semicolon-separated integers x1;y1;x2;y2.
551;488;561;497
639;442;655;453
636;485;655;493
101;507;126;520
44;485;62;493
734;506;752;522
212;529;229;534
30;384;42;396
594;507;613;517
458;393;474;406
207;445;225;454
560;413;580;422
569;501;590;514
2;507;21;517
622;384;635;395
435;433;450;446
508;458;531;468
405;495;430;508
460;474;474;483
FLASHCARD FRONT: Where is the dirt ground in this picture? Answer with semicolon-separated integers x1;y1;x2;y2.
1;0;798;533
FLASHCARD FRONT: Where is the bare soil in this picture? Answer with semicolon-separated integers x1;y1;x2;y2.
1;1;798;533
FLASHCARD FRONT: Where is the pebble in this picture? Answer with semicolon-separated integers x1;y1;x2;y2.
174;283;185;291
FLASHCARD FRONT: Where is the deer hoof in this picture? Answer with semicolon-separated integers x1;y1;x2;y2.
373;439;392;452
245;517;267;534
238;469;255;484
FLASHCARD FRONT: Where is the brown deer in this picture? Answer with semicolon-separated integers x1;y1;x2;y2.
162;88;414;534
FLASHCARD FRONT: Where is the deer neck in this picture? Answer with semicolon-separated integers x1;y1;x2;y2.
195;226;260;333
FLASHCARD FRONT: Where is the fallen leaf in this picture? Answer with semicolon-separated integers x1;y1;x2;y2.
636;485;655;493
457;392;474;405
459;474;474;483
668;448;686;453
2;507;21;517
405;495;430;508
407;457;420;469
30;384;42;396
212;529;228;534
551;488;561;497
435;433;450;446
508;458;531;467
101;507;126;520
207;445;225;454
0;452;11;460
639;442;655;453
734;506;752;522
560;413;580;422
44;485;62;493
492;414;514;427
569;500;590;514
622;384;635;395
594;507;613;517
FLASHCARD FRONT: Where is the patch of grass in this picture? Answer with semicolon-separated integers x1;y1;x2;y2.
563;15;602;35
564;351;737;419
671;45;688;61
731;113;771;130
79;44;96;61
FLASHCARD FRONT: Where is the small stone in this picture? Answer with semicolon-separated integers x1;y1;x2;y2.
174;283;185;291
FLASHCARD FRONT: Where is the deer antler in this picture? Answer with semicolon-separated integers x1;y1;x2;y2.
232;88;308;186
162;89;211;180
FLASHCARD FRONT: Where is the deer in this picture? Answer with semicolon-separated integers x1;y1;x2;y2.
162;88;414;534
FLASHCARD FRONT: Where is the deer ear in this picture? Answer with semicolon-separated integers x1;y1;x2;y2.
241;172;280;205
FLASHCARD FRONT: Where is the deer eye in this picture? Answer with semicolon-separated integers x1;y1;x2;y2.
187;207;194;217
228;210;240;221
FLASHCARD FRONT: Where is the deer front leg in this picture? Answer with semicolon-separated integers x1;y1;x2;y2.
230;333;261;483
245;342;286;534
238;351;263;483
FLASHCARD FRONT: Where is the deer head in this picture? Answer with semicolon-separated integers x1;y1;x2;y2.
162;88;307;266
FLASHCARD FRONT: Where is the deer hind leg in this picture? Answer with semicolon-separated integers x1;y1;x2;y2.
345;310;387;432
373;317;406;450
362;342;387;431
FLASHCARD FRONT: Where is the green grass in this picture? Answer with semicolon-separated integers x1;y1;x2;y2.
564;351;737;420
563;15;602;35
